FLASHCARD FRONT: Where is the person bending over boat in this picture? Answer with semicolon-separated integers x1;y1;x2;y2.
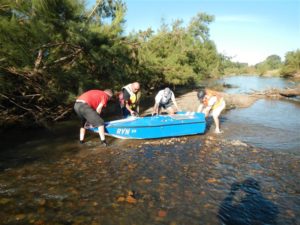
119;82;141;117
74;89;113;146
197;88;225;134
152;87;179;115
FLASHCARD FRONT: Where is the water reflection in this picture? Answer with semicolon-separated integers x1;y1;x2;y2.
218;178;279;225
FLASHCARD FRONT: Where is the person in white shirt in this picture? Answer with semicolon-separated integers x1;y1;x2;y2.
152;87;179;115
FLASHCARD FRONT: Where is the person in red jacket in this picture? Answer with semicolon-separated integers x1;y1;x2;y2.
74;89;113;146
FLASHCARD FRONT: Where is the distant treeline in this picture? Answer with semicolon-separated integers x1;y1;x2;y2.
0;0;299;127
222;51;300;77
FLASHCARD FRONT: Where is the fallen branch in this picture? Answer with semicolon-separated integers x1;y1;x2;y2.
1;66;31;80
54;108;73;121
0;93;32;112
250;86;300;99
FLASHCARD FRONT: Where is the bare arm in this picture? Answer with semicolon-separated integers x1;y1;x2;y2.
125;101;134;114
200;96;217;117
197;103;204;113
171;94;179;110
202;106;212;117
96;103;104;114
152;92;162;115
152;103;159;115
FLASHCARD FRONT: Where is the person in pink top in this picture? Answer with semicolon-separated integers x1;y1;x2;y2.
74;89;113;146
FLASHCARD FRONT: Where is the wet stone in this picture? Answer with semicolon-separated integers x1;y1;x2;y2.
0;135;298;225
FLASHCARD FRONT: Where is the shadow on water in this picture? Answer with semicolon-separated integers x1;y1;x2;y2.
0;120;82;171
218;178;279;225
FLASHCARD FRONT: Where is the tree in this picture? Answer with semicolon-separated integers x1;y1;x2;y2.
255;54;282;75
0;1;225;128
132;12;220;89
187;12;214;42
265;55;282;70
281;50;300;77
0;0;133;127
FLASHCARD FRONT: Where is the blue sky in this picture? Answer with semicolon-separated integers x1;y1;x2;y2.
87;0;300;65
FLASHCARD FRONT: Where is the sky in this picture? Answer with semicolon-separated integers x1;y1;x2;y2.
87;0;300;65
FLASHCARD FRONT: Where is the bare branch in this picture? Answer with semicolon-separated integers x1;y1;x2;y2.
34;49;43;70
87;0;103;20
54;108;73;121
0;93;32;111
0;66;31;80
42;49;82;69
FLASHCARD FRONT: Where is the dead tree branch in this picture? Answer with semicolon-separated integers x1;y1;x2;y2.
0;93;32;111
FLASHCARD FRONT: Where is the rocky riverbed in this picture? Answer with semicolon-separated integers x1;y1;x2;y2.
0;133;299;225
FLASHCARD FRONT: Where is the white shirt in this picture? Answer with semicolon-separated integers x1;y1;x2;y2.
155;90;175;105
207;96;217;107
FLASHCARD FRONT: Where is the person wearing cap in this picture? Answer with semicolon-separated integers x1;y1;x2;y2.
74;89;113;146
119;82;141;117
197;88;225;134
152;87;179;115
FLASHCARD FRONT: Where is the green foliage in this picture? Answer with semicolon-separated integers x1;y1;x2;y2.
255;62;268;75
218;54;251;75
6;0;294;127
188;12;214;42
131;13;220;89
265;55;282;69
255;54;282;75
0;0;133;126
280;49;300;77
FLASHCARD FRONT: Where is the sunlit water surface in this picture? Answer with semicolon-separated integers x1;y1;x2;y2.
219;75;300;153
220;75;298;94
222;99;300;153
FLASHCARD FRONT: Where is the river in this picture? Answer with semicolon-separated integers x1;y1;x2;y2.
220;75;300;153
0;75;299;225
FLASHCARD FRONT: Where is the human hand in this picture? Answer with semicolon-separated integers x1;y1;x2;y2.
131;111;138;116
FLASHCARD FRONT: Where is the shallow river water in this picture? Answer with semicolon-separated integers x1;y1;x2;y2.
222;99;300;153
220;75;300;153
0;76;299;225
